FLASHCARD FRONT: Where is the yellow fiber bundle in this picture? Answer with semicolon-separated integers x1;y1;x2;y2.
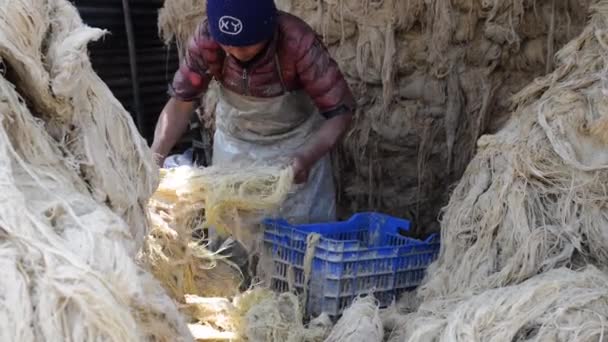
153;165;294;238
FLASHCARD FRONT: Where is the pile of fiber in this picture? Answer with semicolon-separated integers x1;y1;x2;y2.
325;296;384;342
142;208;243;300
419;0;608;299
142;164;299;339
142;164;293;309
288;0;591;231
392;267;608;341
0;0;191;340
181;289;335;341
385;1;608;340
158;0;591;232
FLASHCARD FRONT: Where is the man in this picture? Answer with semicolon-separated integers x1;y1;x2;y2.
151;0;355;225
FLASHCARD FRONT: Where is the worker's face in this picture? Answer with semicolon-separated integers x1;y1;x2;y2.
219;41;268;62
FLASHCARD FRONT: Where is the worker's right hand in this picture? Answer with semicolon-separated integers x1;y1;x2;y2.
292;153;313;185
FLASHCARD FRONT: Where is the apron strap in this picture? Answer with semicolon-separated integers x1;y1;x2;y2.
274;54;288;94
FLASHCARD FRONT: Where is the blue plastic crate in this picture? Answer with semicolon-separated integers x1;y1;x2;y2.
262;212;440;318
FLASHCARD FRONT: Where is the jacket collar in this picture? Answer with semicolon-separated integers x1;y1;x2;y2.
228;27;279;70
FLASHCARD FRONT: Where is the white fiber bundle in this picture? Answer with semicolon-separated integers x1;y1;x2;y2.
0;62;188;342
175;289;333;341
244;292;304;342
324;295;384;342
243;291;332;342
418;0;608;301
397;267;608;342
0;0;157;252
0;0;191;340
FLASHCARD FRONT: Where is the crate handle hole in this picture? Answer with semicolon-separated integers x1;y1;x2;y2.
398;228;411;237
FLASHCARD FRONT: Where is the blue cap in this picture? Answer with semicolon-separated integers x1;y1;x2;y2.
207;0;277;47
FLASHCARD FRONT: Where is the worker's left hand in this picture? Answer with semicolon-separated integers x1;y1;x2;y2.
292;154;313;184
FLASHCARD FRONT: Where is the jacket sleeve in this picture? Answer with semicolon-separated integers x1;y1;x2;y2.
295;31;356;118
168;24;213;102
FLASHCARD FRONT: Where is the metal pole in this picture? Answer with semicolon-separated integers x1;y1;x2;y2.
121;0;144;133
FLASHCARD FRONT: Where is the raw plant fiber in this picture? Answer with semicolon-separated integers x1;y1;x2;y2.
389;267;608;342
0;0;192;340
1;0;158;253
381;1;608;340
334;0;591;232
161;290;272;340
324;295;384;342
417;0;608;301
183;295;238;340
241;291;332;342
178;289;333;341
157;0;591;234
151;165;294;242
158;0;206;58
142;209;243;301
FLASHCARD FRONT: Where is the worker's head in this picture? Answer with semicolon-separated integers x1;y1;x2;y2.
207;0;277;62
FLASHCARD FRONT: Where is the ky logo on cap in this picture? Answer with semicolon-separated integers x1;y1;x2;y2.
219;16;243;35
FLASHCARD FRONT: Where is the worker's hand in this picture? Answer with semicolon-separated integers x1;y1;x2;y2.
290;114;352;185
292;153;313;185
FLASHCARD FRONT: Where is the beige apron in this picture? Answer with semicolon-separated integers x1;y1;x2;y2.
210;60;336;251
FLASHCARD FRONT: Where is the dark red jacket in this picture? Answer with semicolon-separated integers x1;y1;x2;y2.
169;11;356;117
